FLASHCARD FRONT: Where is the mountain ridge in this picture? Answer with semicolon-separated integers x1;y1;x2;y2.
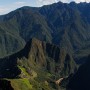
0;2;90;64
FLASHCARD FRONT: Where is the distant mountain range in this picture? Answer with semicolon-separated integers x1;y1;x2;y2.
0;2;90;64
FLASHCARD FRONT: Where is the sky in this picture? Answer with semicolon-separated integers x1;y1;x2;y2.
0;0;90;15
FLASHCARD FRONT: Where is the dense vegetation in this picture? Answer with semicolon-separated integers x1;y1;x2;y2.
0;1;90;90
0;38;77;90
0;2;90;64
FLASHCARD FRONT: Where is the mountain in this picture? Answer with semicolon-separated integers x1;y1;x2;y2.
0;23;25;57
0;38;77;90
0;6;52;58
0;2;90;64
0;1;90;90
67;55;90;90
39;2;90;63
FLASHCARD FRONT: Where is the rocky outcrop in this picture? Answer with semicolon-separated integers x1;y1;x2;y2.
0;38;77;78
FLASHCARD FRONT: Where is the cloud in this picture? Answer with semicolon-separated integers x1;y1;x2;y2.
0;7;10;14
14;1;26;5
37;0;90;6
37;0;58;6
74;0;90;3
0;1;27;15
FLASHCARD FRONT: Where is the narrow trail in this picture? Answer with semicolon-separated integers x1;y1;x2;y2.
55;78;64;85
55;76;68;85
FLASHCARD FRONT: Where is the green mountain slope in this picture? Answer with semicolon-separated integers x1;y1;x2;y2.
0;38;77;90
0;2;90;63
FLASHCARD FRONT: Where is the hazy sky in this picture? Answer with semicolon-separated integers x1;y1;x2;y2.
0;0;90;15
